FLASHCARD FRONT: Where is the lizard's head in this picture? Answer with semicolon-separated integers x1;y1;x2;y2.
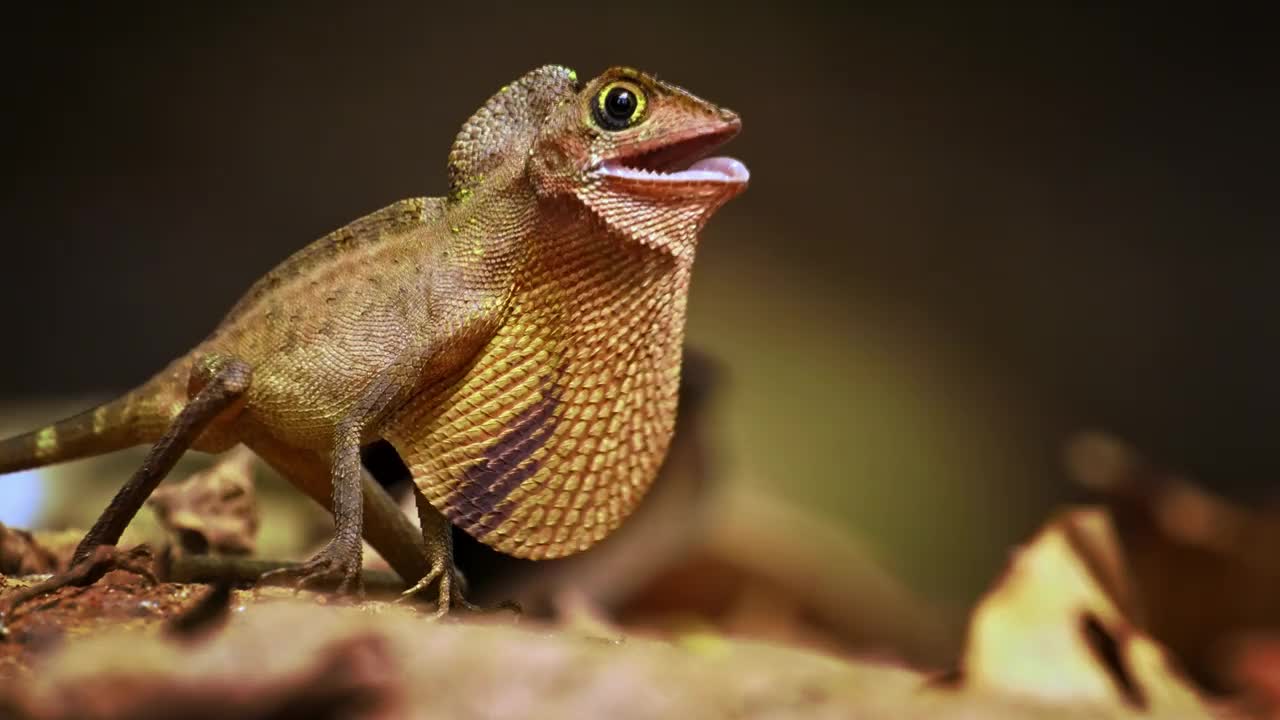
531;66;749;259
448;65;747;260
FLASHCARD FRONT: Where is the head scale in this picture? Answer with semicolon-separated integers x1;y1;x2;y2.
447;65;579;201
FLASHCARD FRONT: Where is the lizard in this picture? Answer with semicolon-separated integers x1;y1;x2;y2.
0;64;749;613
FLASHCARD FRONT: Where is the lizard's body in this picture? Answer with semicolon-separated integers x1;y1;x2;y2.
0;65;747;608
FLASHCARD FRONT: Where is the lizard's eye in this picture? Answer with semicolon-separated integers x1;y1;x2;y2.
594;81;646;131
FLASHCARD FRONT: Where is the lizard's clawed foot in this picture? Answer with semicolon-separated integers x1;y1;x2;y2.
5;544;157;616
396;557;469;619
397;558;520;619
256;539;364;596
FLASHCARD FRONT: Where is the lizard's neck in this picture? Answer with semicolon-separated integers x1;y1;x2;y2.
388;201;694;560
511;203;693;359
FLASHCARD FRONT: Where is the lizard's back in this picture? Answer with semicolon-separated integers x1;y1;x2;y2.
0;199;448;472
187;196;475;451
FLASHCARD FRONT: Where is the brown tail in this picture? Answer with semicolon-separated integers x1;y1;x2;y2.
0;360;190;475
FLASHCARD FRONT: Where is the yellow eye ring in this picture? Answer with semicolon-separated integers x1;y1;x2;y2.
594;80;646;131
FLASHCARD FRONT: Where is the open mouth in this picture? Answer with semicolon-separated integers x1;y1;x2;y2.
596;125;750;185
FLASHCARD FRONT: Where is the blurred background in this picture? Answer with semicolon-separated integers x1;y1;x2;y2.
0;3;1276;623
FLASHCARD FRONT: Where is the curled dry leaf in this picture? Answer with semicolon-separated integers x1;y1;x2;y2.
1067;431;1280;695
960;507;1214;717
146;446;260;556
0;523;61;576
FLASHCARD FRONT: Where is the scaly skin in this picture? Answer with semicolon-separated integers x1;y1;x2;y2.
0;65;748;610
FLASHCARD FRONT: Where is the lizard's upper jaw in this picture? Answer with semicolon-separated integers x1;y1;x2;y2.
593;120;749;197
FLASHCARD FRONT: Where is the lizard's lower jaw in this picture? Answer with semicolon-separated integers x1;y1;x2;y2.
588;154;747;204
591;156;749;205
597;156;749;186
591;121;750;200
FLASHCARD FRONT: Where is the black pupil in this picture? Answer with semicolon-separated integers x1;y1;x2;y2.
605;87;636;121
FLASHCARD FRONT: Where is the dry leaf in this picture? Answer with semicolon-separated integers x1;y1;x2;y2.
961;507;1213;717
1067;431;1280;692
0;524;61;576
147;446;259;556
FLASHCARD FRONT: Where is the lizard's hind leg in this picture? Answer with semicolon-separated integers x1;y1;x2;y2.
72;356;254;561
4;357;253;613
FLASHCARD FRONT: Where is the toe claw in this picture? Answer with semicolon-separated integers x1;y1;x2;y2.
397;562;518;619
396;567;442;605
254;541;363;597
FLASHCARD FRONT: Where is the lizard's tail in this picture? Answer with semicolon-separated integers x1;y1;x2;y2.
0;359;191;476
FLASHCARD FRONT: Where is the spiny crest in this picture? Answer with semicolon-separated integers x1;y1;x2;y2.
447;65;580;201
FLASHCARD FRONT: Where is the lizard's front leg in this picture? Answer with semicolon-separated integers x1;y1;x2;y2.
399;491;476;617
399;491;521;618
258;380;399;596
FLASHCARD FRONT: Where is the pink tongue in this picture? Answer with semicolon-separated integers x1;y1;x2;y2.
689;157;750;182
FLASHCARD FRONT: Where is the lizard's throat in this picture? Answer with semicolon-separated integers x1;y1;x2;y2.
388;221;692;560
575;178;725;264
